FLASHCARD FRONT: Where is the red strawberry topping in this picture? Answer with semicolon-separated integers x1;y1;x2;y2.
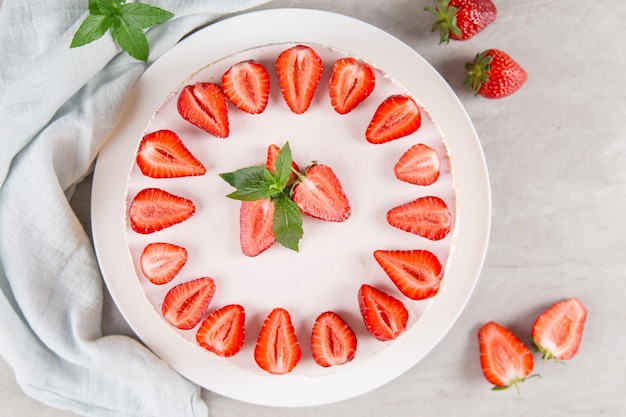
239;199;276;257
254;308;301;374
374;249;443;300
140;242;188;285
196;304;246;357
311;311;357;367
177;82;229;137
161;277;216;330
358;284;409;341
276;44;324;114
129;188;195;234
387;196;451;241
425;0;497;43
291;164;351;222
136;130;206;178
465;49;528;99
531;298;587;361
394;143;441;186
328;57;376;114
366;95;421;144
478;321;535;392
221;60;270;114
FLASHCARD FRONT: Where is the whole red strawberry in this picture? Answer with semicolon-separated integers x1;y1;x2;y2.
465;49;528;98
425;0;497;43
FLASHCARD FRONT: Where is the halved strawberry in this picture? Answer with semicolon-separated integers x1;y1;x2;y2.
266;143;299;184
276;44;324;114
478;321;535;392
366;95;421;144
531;298;587;361
387;196;451;241
311;311;357;367
140;242;188;285
358;284;409;341
254;308;301;374
240;199;276;257
394;143;441;186
136;130;206;178
221;60;270;114
373;249;443;300
129;188;195;234
196;304;246;357
161;277;216;330
177;82;229;138
291;164;351;222
328;57;376;114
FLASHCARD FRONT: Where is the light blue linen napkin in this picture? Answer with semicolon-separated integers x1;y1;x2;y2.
0;1;270;416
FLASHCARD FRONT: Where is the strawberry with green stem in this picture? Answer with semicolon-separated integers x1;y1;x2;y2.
425;0;497;43
465;49;528;99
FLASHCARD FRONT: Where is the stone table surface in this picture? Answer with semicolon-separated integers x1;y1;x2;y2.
2;0;625;416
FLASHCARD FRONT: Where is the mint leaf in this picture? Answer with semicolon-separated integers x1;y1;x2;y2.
114;13;150;61
273;142;294;190
220;166;267;188
89;0;115;15
70;14;109;48
273;193;303;252
220;166;279;201
119;2;174;29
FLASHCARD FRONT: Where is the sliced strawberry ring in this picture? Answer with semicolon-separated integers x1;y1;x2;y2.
329;57;376;114
366;94;421;144
196;304;246;357
386;195;451;241
311;311;357;367
136;129;206;178
129;188;195;234
140;242;188;285
374;249;443;300
222;60;270;114
177;82;229;138
358;284;408;341
162;277;216;330
394;143;441;186
254;308;301;374
276;44;324;114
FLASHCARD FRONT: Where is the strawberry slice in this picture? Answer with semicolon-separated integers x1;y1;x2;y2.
177;82;229;138
291;164;351;222
373;249;443;300
161;277;216;330
276;44;324;114
531;298;587;361
140;242;188;285
240;199;276;257
478;321;535;392
387;196;451;241
328;57;376;114
129;188;195;234
254;308;301;374
366;95;421;144
266;143;299;184
196;304;246;357
136;130;206;178
358;284;409;341
394;143;441;186
311;311;357;367
221;60;270;114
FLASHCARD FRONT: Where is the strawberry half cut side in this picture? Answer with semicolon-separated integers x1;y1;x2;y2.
177;82;229;137
162;277;216;330
478;321;535;392
358;284;409;341
387;195;451;241
394;143;441;186
531;298;587;361
254;308;301;374
240;199;276;257
276;44;324;114
140;242;188;285
222;60;270;114
136;130;206;178
291;164;351;222
196;304;246;357
311;311;357;367
329;57;376;114
129;188;195;234
366;95;421;144
374;249;443;300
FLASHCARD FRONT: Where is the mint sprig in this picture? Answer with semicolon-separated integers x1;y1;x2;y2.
220;142;304;252
70;0;174;62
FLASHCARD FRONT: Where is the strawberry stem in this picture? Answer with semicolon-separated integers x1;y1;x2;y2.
424;0;462;44
465;51;493;96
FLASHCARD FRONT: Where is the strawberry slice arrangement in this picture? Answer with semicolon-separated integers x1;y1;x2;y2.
127;43;457;375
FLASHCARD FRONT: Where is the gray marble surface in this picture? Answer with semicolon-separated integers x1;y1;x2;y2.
2;0;625;416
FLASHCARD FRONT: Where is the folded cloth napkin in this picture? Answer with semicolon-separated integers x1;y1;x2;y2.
0;1;271;416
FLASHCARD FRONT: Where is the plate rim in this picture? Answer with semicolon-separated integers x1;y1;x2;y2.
91;7;491;407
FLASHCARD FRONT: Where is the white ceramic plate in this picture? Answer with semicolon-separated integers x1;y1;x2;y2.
92;8;490;407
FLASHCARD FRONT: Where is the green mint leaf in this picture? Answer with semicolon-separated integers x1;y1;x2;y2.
89;0;116;15
220;166;267;188
119;2;174;29
273;193;303;252
273;142;294;190
110;14;149;61
70;14;109;48
220;166;279;201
